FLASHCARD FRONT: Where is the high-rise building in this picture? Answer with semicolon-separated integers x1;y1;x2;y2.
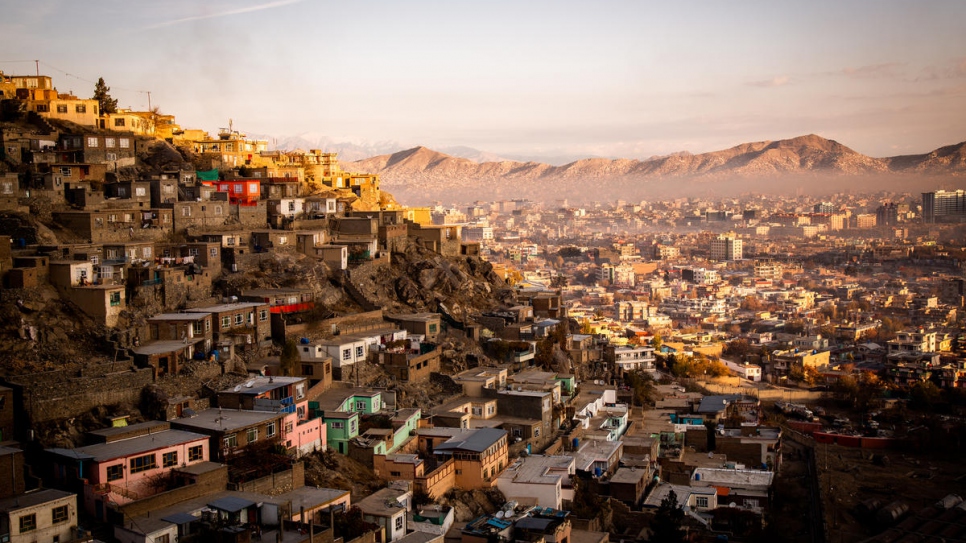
814;202;835;214
876;203;899;226
710;234;742;261
922;190;966;223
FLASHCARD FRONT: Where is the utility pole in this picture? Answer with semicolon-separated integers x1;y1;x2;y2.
34;60;39;76
146;91;152;111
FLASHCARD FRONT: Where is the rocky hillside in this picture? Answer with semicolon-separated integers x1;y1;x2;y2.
349;135;966;204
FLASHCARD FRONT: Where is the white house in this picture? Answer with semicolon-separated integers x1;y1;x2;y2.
315;337;368;379
357;484;412;543
613;345;657;373
724;360;762;382
495;455;575;509
0;489;78;543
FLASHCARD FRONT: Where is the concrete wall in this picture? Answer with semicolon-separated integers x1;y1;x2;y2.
5;362;154;424
228;461;304;493
116;464;229;519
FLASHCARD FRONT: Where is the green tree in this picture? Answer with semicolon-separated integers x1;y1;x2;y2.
280;339;300;377
651;334;663;352
92;77;118;115
650;489;686;543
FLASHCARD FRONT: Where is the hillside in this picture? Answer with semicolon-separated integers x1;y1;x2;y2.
349;135;966;204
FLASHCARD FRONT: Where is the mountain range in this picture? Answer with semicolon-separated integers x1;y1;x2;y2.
346;135;966;205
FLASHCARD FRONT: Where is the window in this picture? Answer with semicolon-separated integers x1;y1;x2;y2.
695;496;709;508
429;324;438;334
109;291;121;306
331;421;344;430
19;513;36;533
36;104;48;112
266;422;276;438
87;137;98;147
356;401;366;411
76;104;87;113
56;104;68;113
130;454;157;473
215;205;223;216
52;505;69;524
302;364;314;376
390;471;401;477
395;517;403;531
105;137;115;148
142;247;152;258
106;152;118;161
355;346;364;358
222;316;230;328
295;383;305;400
182;206;191;217
193;322;203;336
135;187;146;196
114;118;126;127
259;310;268;321
224;434;237;449
247;427;258;443
342;349;351;361
60;166;72;177
106;464;123;481
163;451;178;467
119;138;130;148
189;248;199;256
210;247;218;257
350;419;357;433
188;445;203;462
234;314;244;326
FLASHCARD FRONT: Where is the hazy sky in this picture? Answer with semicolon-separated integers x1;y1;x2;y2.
2;0;965;160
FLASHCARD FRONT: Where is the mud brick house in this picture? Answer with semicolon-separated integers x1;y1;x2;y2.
386;313;442;342
185;302;271;349
146;312;213;348
170;408;286;460
382;345;441;383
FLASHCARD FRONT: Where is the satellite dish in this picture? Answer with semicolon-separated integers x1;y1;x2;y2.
245;380;255;388
234;385;241;392
495;511;504;519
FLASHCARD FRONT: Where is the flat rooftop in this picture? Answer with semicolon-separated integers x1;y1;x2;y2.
172;408;282;432
52;429;208;463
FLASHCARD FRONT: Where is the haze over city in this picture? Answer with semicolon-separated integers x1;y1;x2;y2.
3;0;965;162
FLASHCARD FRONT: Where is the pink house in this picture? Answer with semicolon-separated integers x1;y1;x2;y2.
216;376;326;456
47;421;210;520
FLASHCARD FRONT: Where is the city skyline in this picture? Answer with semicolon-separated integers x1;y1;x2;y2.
3;0;965;161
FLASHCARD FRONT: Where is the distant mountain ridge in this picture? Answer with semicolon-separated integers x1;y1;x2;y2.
348;135;966;204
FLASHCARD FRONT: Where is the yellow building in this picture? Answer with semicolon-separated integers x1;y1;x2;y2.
184;130;269;168
36;93;100;126
100;109;154;135
404;207;433;225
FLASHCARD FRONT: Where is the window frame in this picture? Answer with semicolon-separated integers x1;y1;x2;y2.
188;445;204;462
106;463;123;482
162;451;178;468
129;453;157;474
19;513;36;533
52;504;69;524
